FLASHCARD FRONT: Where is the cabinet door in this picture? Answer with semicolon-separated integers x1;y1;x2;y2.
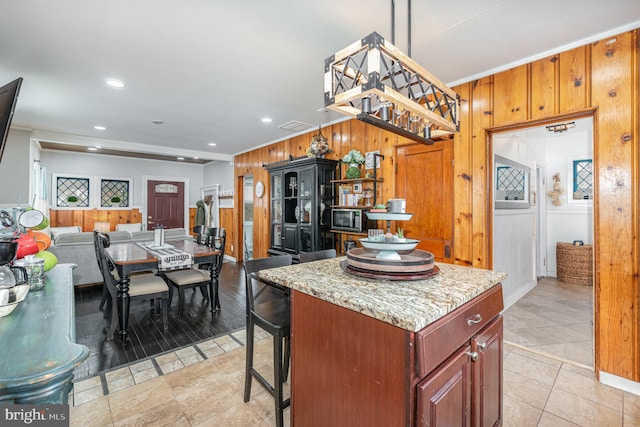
417;345;472;427
472;316;503;427
283;225;297;253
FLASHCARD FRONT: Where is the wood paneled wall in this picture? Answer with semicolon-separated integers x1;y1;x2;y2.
50;208;142;231
234;29;639;382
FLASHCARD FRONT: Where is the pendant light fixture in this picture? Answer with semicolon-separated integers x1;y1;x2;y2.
324;1;459;144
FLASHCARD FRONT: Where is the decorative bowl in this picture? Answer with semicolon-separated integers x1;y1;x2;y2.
0;284;30;317
359;238;419;251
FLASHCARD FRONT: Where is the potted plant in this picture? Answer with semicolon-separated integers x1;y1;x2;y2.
66;195;79;207
110;195;121;207
396;227;406;243
342;149;366;179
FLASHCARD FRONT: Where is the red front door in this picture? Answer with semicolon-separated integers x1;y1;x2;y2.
146;180;185;230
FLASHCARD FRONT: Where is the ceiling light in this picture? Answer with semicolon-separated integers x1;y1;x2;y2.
324;31;459;145
94;125;106;131
105;78;125;88
95;145;101;149
261;117;272;123
193;156;199;160
87;147;98;151
177;157;184;160
208;142;217;146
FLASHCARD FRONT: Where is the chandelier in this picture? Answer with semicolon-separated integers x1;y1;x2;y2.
324;31;459;144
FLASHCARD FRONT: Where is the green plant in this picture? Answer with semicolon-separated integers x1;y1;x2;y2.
342;149;365;165
397;227;404;239
66;195;78;203
111;195;121;203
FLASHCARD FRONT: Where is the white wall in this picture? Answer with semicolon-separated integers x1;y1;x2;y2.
203;160;234;194
544;125;593;276
0;129;31;206
493;135;542;309
41;150;206;206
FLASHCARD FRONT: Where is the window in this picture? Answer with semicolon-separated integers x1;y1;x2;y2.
55;175;90;208
53;174;132;208
100;178;131;207
571;159;593;201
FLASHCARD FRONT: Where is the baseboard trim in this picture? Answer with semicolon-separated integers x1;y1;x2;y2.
600;371;640;396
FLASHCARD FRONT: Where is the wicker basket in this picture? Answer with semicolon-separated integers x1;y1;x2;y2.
556;242;593;286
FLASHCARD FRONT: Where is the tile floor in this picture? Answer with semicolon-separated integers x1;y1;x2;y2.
502;277;593;367
70;327;640;426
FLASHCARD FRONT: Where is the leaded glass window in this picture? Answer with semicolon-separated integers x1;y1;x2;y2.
56;176;90;207
101;179;130;207
496;166;525;201
572;159;593;200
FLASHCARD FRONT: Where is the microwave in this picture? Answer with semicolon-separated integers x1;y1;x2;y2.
331;208;369;233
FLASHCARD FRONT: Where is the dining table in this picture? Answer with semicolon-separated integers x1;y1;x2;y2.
104;238;220;343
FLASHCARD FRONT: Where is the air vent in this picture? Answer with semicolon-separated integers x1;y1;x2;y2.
278;120;314;132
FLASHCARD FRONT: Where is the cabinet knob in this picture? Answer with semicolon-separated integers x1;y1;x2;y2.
466;351;479;362
477;342;487;351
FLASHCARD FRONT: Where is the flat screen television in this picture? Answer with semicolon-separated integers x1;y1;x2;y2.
0;77;23;164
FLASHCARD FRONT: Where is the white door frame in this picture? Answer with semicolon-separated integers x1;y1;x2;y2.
536;164;547;278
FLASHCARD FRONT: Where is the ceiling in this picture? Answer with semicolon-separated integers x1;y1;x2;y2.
1;1;639;163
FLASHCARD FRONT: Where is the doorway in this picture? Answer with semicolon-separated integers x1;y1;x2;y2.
242;175;254;260
146;180;185;230
492;117;594;368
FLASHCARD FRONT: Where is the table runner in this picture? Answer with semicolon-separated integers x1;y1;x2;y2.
136;242;194;271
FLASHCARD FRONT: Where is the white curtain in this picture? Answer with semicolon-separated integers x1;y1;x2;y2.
32;161;49;230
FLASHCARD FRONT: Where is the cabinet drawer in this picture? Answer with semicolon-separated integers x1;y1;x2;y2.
415;284;503;377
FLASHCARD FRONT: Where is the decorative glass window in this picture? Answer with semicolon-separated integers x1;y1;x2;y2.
56;176;90;207
101;179;130;207
572;159;593;201
496;166;526;201
155;183;178;193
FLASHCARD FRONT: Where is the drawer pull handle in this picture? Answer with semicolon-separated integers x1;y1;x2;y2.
467;314;482;325
466;351;479;362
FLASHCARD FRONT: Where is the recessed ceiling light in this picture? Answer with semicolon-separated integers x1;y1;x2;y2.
95;145;102;149
261;117;272;123
94;125;106;131
193;156;199;160
152;120;164;125
177;157;184;160
87;147;98;151
208;142;217;146
105;78;125;88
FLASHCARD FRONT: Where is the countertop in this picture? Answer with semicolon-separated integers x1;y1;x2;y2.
258;258;507;332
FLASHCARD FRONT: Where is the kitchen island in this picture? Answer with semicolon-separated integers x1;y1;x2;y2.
259;258;506;426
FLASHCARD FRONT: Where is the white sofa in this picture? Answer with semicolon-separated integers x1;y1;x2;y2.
48;228;191;286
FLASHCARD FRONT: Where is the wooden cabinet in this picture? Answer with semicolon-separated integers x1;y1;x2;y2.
265;157;338;256
291;284;503;426
416;317;503;427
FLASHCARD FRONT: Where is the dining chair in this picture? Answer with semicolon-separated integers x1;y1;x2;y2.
192;225;208;245
95;232;170;339
162;227;226;316
93;231;111;315
243;255;293;427
297;248;337;263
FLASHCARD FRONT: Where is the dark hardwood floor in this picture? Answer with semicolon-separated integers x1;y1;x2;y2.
73;260;247;380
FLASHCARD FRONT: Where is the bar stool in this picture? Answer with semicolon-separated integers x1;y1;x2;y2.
243;255;292;427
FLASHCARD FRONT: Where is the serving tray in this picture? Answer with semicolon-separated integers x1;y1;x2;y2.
340;260;439;281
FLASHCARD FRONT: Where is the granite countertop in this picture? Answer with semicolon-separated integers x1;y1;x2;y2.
258;258;507;332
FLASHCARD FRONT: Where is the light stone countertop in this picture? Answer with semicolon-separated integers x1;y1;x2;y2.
258;258;507;332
